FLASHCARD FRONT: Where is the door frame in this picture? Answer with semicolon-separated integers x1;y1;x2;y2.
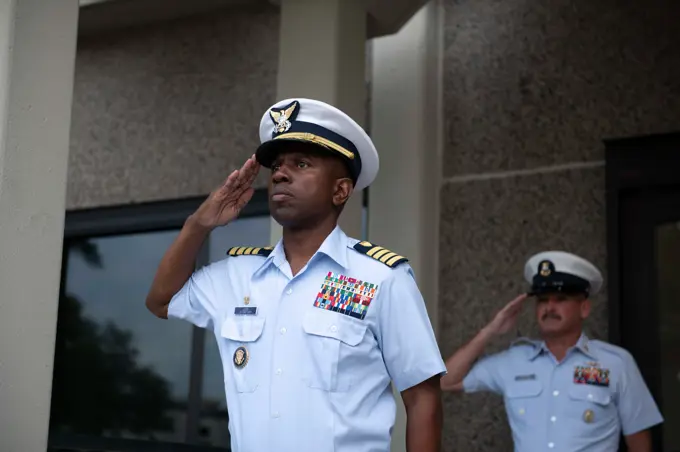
605;131;680;450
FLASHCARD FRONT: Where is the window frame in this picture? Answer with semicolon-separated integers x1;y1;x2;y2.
50;189;269;452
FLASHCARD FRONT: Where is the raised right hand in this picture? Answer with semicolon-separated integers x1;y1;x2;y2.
483;293;528;337
189;154;261;230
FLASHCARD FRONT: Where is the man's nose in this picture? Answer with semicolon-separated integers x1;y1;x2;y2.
271;165;291;184
545;297;561;308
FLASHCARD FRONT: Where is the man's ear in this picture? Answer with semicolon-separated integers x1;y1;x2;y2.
333;178;354;207
580;298;592;320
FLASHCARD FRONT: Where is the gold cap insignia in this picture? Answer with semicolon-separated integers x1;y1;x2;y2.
539;260;552;277
583;409;594;423
233;346;249;369
269;100;299;134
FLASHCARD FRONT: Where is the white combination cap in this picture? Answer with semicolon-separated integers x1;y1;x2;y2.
255;98;379;192
524;251;603;297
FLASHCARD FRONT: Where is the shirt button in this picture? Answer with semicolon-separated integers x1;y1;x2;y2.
551;416;557;423
330;325;338;333
275;368;283;376
280;327;287;335
553;390;559;397
548;442;554;448
518;408;525;415
588;393;594;400
272;412;280;418
286;288;293;295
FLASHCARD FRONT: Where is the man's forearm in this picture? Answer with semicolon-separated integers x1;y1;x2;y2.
624;430;653;452
145;216;211;318
405;392;442;452
402;376;442;452
440;327;495;391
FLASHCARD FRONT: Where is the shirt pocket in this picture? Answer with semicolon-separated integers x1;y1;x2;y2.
504;380;543;422
567;384;613;424
301;309;367;392
220;316;266;393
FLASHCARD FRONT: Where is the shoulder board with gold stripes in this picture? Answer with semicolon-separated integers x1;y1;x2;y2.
226;246;273;257
352;241;408;268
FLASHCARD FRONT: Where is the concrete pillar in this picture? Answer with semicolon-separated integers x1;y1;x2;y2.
369;2;443;451
0;1;79;451
270;0;367;244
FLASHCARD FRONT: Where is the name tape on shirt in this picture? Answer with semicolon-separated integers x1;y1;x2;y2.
234;306;258;316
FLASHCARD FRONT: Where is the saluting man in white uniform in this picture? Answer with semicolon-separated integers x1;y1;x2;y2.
146;98;446;452
440;251;663;452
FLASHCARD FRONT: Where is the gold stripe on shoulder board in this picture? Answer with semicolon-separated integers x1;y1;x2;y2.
227;246;273;257
353;241;408;269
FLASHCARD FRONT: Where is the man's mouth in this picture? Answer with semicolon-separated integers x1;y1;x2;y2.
270;189;294;202
542;314;561;321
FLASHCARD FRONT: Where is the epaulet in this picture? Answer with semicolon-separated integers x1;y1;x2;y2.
352;241;408;268
226;246;273;257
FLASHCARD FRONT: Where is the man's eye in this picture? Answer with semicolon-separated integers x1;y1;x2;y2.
271;163;281;172
297;161;309;168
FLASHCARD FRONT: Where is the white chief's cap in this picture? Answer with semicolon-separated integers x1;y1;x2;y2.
255;98;379;192
524;251;603;297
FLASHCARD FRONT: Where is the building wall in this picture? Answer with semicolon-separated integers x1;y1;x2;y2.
66;5;278;210
439;0;680;450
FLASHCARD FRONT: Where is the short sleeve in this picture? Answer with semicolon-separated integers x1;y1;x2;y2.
167;263;224;329
376;265;446;392
462;352;507;395
616;351;664;435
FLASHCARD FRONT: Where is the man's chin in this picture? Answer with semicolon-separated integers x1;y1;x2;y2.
538;322;565;337
271;208;304;229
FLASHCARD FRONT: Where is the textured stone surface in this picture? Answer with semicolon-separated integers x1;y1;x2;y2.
67;6;278;209
438;166;607;451
442;0;680;177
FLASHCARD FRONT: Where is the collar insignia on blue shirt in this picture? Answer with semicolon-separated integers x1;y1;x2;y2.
313;271;378;320
227;246;273;257
353;241;408;268
233;346;249;369
573;365;610;387
514;374;536;381
269;100;300;134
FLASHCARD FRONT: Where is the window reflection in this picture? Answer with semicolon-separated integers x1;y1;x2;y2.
655;223;680;451
50;231;193;443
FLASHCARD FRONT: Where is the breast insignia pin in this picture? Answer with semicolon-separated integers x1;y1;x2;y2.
583;409;595;423
244;296;250;305
233;346;249;369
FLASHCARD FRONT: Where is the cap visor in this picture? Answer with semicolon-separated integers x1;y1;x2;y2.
256;138;346;168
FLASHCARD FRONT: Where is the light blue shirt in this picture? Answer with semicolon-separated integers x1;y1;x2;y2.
463;334;664;452
168;226;445;452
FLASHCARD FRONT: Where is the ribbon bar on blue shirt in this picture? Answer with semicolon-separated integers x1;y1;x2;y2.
234;307;258;316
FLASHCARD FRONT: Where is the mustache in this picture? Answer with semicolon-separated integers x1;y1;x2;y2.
542;312;562;321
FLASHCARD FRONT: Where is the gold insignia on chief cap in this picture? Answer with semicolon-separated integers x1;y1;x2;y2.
583;409;594;423
233;346;249;369
539;260;552;277
269;101;299;134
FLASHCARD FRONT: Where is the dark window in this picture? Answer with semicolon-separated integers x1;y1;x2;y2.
605;133;680;452
49;191;269;452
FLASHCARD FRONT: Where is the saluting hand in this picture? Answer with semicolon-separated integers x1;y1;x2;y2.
484;294;527;337
189;154;261;230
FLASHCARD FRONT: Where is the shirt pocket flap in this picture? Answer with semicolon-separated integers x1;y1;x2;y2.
506;380;543;399
568;385;612;406
302;309;367;346
221;316;266;342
